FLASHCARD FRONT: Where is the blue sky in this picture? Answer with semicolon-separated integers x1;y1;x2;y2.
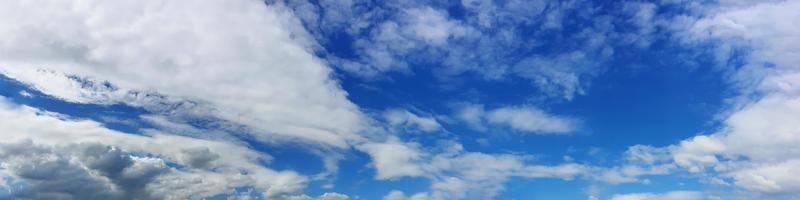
1;0;800;200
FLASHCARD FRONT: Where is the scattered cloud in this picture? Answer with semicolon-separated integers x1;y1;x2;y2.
625;0;800;196
2;0;798;199
361;139;655;199
383;109;442;133
383;190;429;200
610;191;704;200
319;192;350;200
281;0;640;100
455;103;579;134
0;97;306;199
358;140;426;180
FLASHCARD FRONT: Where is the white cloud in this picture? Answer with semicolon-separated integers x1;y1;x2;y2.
455;103;579;134
425;151;588;199
511;51;602;100
383;190;407;200
357;141;425;180
404;7;472;45
0;97;306;199
294;1;620;100
610;191;704;200
383;109;442;133
319;192;350;200
728;159;800;195
0;0;367;148
486;106;578;134
454;103;486;131
625;145;671;165
17;90;32;98
627;0;800;196
360;140;601;200
383;190;430;200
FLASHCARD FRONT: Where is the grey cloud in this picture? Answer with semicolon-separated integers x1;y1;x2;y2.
0;141;167;200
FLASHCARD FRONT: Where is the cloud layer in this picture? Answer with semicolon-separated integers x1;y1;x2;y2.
0;0;366;148
1;0;799;199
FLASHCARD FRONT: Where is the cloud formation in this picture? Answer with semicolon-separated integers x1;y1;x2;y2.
0;0;366;148
281;0;644;100
610;191;704;200
383;109;442;133
0;97;305;199
456;103;579;134
2;0;799;199
627;0;800;197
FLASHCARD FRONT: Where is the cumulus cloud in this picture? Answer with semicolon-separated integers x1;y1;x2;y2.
610;191;704;200
0;142;167;200
0;0;367;148
0;97;306;199
358;141;425;180
455;103;579;134
625;0;800;196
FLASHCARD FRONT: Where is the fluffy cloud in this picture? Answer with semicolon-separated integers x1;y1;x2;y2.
627;0;800;196
0;0;367;148
456;103;579;134
404;7;474;45
610;191;704;200
383;190;429;200
358;141;425;180
319;192;350;200
0;1;602;199
486;106;578;134
0;97;306;199
282;193;352;200
362;140;615;200
0;142;167;199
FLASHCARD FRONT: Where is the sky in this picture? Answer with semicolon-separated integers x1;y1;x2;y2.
0;0;799;200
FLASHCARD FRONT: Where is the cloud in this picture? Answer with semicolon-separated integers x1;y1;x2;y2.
0;142;167;199
383;190;430;200
282;0;631;100
282;193;352;200
625;145;671;165
610;191;704;200
454;103;487;131
17;90;32;98
357;141;425;180
486;106;579;134
625;0;800;196
0;97;306;199
404;7;473;45
383;109;442;133
361;140;608;200
0;1;598;199
319;192;350;200
0;0;367;148
455;103;579;134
